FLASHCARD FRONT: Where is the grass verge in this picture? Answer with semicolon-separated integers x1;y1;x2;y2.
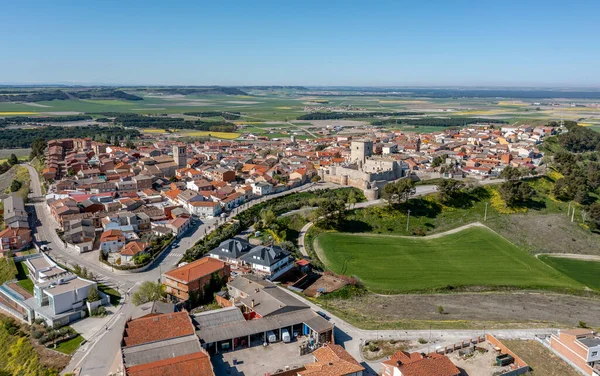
98;283;121;306
539;256;600;291
54;334;84;355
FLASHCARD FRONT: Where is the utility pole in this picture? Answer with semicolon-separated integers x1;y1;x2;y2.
567;202;571;217
571;207;575;222
484;202;489;222
406;210;411;232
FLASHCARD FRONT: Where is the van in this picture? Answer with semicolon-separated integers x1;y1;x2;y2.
281;329;291;343
266;330;277;343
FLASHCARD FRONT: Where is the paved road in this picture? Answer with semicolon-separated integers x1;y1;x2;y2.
23;164;511;375
297;184;438;257
23;165;342;376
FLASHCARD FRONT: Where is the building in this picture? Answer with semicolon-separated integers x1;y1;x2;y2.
195;275;334;355
350;140;373;165
1;254;101;327
120;241;149;264
239;245;295;280
3;194;29;229
299;344;364;376
252;182;273;196
381;350;461;376
207;238;251;265
162;257;230;304
121;311;214;376
173;145;187;168
549;329;600;376
188;201;221;218
0;227;32;255
100;229;126;254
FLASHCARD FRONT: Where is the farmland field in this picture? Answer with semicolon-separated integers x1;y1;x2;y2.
315;226;583;293
539;256;600;291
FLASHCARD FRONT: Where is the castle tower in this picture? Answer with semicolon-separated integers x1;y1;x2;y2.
350;140;373;165
173;145;186;168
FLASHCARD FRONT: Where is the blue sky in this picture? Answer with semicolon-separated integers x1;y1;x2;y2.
1;0;598;86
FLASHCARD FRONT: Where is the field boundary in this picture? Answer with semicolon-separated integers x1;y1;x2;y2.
535;253;600;261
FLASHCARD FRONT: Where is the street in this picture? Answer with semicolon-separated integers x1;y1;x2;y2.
23;164;523;376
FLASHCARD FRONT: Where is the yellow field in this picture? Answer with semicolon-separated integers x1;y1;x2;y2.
179;131;240;139
275;106;293;110
561;107;600;111
579;123;593;127
498;101;529;106
142;128;167;133
0;111;38;115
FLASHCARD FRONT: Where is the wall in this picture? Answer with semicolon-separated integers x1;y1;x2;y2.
549;333;595;376
485;334;530;369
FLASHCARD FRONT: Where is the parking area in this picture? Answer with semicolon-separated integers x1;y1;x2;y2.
211;340;314;375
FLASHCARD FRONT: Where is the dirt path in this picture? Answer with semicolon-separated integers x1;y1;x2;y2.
333;221;488;240
535;253;600;261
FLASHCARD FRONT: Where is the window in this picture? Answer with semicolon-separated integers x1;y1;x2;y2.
592;351;598;356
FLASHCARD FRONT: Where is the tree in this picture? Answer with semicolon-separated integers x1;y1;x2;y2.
500;166;528;181
132;281;166;306
311;175;321;183
7;154;18;166
347;190;358;209
436;179;465;202
381;179;416;206
29;137;47;160
588;203;600;230
87;287;100;302
259;209;276;229
316;199;346;229
10;180;22;192
498;181;534;207
437;305;444;315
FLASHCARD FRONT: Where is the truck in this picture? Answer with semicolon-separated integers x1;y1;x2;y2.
266;330;277;343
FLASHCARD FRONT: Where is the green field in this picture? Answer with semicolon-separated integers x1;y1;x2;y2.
315;226;583;293
539;256;600;291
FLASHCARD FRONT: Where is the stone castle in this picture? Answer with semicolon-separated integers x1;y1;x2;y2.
319;140;406;200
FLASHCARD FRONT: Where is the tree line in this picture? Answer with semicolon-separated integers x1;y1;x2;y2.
557;121;600;152
183;111;241;120
0;125;140;148
106;113;237;133
372;117;508;127
0;89;143;103
69;89;143;101
297;111;423;120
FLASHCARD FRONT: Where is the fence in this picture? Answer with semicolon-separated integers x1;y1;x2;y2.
485;334;531;375
434;336;486;355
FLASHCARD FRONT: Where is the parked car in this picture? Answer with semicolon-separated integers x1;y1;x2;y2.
281;328;291;343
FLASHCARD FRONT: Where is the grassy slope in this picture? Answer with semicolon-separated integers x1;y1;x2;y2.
539;256;600;291
316;226;582;293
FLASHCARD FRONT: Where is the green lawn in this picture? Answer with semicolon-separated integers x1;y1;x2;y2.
54;334;84;355
14;260;34;293
98;283;121;306
315;227;583;294
539;256;600;291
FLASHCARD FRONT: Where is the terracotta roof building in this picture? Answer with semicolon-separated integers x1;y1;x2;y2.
162;257;230;304
299;344;365;376
381;351;460;376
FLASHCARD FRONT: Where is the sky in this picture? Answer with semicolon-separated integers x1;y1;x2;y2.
1;0;599;87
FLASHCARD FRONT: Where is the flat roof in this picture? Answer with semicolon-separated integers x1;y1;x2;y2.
579;337;600;348
43;277;94;296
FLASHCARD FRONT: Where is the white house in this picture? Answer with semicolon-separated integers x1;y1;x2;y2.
252;182;273;196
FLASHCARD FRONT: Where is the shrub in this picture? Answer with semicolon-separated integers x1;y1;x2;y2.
418;338;428;344
578;321;588;328
31;330;43;339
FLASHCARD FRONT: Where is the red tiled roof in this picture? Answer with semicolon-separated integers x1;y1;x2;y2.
120;241;148;256
302;344;364;375
163;257;226;284
100;229;125;242
126;351;214;376
123;312;194;347
383;352;460;376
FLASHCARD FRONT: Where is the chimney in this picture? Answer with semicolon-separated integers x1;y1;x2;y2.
397;360;402;367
